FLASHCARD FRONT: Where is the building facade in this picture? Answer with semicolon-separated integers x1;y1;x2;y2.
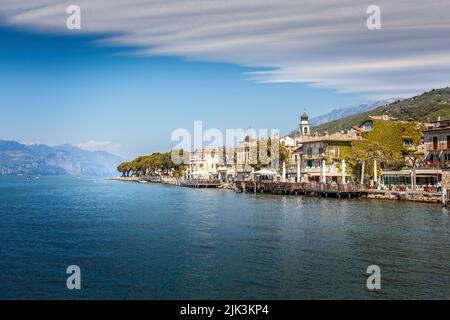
423;118;450;166
299;133;357;183
282;112;359;183
188;147;222;180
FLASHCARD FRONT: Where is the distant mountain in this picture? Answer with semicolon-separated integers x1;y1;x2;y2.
312;87;450;134
309;98;403;126
0;140;124;176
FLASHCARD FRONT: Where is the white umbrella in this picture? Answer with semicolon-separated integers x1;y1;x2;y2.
254;169;278;176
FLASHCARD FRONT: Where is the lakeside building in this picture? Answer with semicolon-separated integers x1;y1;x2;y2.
184;114;449;189
217;147;236;182
281;113;359;183
356;116;420;148
377;117;450;190
188;147;236;182
279;135;295;147
381;168;443;190
423;118;450;166
188;147;222;180
235;134;257;181
296;132;358;183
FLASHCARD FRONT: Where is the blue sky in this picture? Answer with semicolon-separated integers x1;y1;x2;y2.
0;26;368;158
1;0;449;159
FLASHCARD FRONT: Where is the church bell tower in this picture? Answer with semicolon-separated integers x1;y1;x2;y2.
299;112;310;136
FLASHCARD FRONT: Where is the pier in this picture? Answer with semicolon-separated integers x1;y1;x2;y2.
444;189;449;207
236;181;368;198
112;177;446;204
235;181;445;203
112;176;161;183
180;180;221;188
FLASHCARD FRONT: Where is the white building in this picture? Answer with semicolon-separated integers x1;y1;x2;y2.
188;148;221;180
235;135;257;180
279;135;295;147
188;147;235;181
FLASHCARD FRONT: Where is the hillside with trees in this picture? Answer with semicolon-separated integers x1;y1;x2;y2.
342;119;425;182
313;87;450;134
117;151;188;178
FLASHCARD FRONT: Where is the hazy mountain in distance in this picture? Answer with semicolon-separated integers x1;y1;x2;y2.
0;140;124;176
309;98;403;126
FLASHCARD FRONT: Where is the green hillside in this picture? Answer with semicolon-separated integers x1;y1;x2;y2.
312;87;450;133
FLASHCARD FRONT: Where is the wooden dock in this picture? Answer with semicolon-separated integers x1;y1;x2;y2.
236;181;368;198
180;180;221;188
444;189;450;207
112;177;447;205
235;181;446;204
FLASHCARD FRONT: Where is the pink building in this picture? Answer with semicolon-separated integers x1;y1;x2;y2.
423;118;450;166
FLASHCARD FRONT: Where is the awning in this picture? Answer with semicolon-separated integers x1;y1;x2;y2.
254;169;278;176
190;171;209;176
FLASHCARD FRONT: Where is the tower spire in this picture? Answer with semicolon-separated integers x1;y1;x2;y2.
299;112;310;136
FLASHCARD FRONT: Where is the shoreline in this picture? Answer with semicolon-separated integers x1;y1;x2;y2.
111;176;446;205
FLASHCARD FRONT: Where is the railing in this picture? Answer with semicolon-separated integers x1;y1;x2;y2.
140;175;162;182
426;161;449;167
236;181;369;193
180;179;222;188
423;186;439;193
301;182;369;192
183;179;221;183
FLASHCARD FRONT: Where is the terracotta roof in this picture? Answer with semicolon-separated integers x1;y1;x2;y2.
299;132;360;143
351;126;364;133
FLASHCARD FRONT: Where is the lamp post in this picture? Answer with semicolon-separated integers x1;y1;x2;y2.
341;159;346;184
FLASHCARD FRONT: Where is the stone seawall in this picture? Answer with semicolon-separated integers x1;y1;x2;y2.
111;176;178;185
367;191;442;203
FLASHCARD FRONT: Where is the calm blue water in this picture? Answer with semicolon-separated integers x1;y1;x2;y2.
0;176;449;299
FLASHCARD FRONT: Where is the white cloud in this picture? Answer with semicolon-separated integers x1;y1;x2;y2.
76;140;123;153
1;0;450;98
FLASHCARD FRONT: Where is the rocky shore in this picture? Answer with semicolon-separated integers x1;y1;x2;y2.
366;191;442;203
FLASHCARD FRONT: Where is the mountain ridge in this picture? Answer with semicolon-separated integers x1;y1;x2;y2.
311;87;450;134
0;140;124;176
309;98;403;127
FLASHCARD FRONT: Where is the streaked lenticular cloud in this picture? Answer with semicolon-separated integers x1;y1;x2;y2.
1;0;449;99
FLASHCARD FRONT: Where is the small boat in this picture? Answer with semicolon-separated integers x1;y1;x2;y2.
25;176;32;180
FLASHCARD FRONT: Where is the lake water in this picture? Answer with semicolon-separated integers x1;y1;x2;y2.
0;176;449;299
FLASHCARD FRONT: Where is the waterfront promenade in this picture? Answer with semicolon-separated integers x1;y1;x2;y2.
236;181;444;204
113;176;447;205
